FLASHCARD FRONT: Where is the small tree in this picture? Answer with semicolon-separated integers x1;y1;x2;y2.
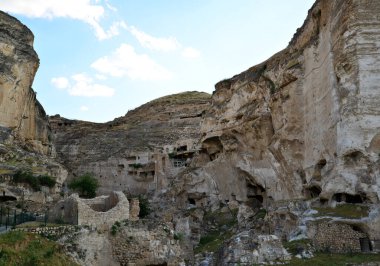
68;173;98;198
138;195;151;218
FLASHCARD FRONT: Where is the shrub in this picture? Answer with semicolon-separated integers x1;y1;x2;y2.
138;195;151;218
38;175;56;188
13;171;55;191
68;173;98;198
111;225;118;236
174;232;184;241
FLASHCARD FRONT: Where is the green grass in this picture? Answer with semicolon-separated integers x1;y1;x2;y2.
0;231;78;266
194;230;234;253
313;204;369;219
287;253;380;266
0;169;13;175
283;239;312;255
16;221;66;228
195;208;238;253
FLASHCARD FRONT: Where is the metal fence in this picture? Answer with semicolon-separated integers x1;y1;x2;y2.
0;206;44;232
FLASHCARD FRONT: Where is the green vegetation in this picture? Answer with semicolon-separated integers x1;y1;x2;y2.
173;232;184;241
0;169;13;175
283;239;312;256
129;163;143;169
195;230;235;253
138;195;151;218
68;173;98;198
313;204;369;219
0;231;78;266
195;208;238;253
287;253;380;266
255;208;267;219
13;170;56;191
111;221;121;236
16;222;66;228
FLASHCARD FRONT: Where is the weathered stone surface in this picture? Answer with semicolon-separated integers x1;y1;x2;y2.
50;92;211;195
0;11;67;208
216;231;291;265
49;191;130;228
0;11;52;155
190;0;380;207
110;220;186;266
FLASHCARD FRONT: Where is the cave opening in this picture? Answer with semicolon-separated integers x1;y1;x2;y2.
176;145;187;153
188;198;196;205
202;136;223;161
333;193;365;204
0;195;17;202
304;185;322;199
246;183;266;208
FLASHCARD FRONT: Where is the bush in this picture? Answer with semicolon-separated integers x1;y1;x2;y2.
174;232;184;241
38;175;56;188
138;195;151;218
68;173;98;198
13;171;56;191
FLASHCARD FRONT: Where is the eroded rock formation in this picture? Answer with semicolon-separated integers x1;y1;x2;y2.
191;0;380;206
0;11;66;213
50;91;211;195
1;0;380;265
0;11;52;155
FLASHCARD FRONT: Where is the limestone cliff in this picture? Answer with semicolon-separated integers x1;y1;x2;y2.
50;91;211;195
182;0;380;206
0;11;52;155
14;0;380;264
0;11;66;207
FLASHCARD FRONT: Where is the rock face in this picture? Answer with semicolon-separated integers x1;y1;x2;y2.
0;11;66;206
50;91;211;195
185;0;380;206
0;11;52;155
2;0;380;264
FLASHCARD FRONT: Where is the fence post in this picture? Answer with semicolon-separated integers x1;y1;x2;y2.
5;207;9;230
0;206;2;226
13;209;16;227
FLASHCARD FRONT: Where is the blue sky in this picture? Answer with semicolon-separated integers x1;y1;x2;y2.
0;0;315;122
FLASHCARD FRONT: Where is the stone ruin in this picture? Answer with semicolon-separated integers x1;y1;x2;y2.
49;191;139;228
310;221;379;253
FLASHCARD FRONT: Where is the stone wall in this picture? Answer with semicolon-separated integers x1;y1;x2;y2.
13;225;77;238
311;221;368;253
129;198;140;221
111;220;186;266
49;191;131;228
76;191;129;228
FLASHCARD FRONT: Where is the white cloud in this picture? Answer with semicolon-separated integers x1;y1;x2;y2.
92;20;127;40
127;26;201;59
51;77;69;89
91;44;172;80
95;74;107;80
182;47;201;59
128;26;180;52
105;0;117;12
69;74;115;97
0;0;124;40
80;105;89;111
52;74;114;97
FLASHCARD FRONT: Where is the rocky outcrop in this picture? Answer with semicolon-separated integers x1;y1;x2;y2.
50;91;211;195
183;0;380;207
0;11;52;155
0;11;66;207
